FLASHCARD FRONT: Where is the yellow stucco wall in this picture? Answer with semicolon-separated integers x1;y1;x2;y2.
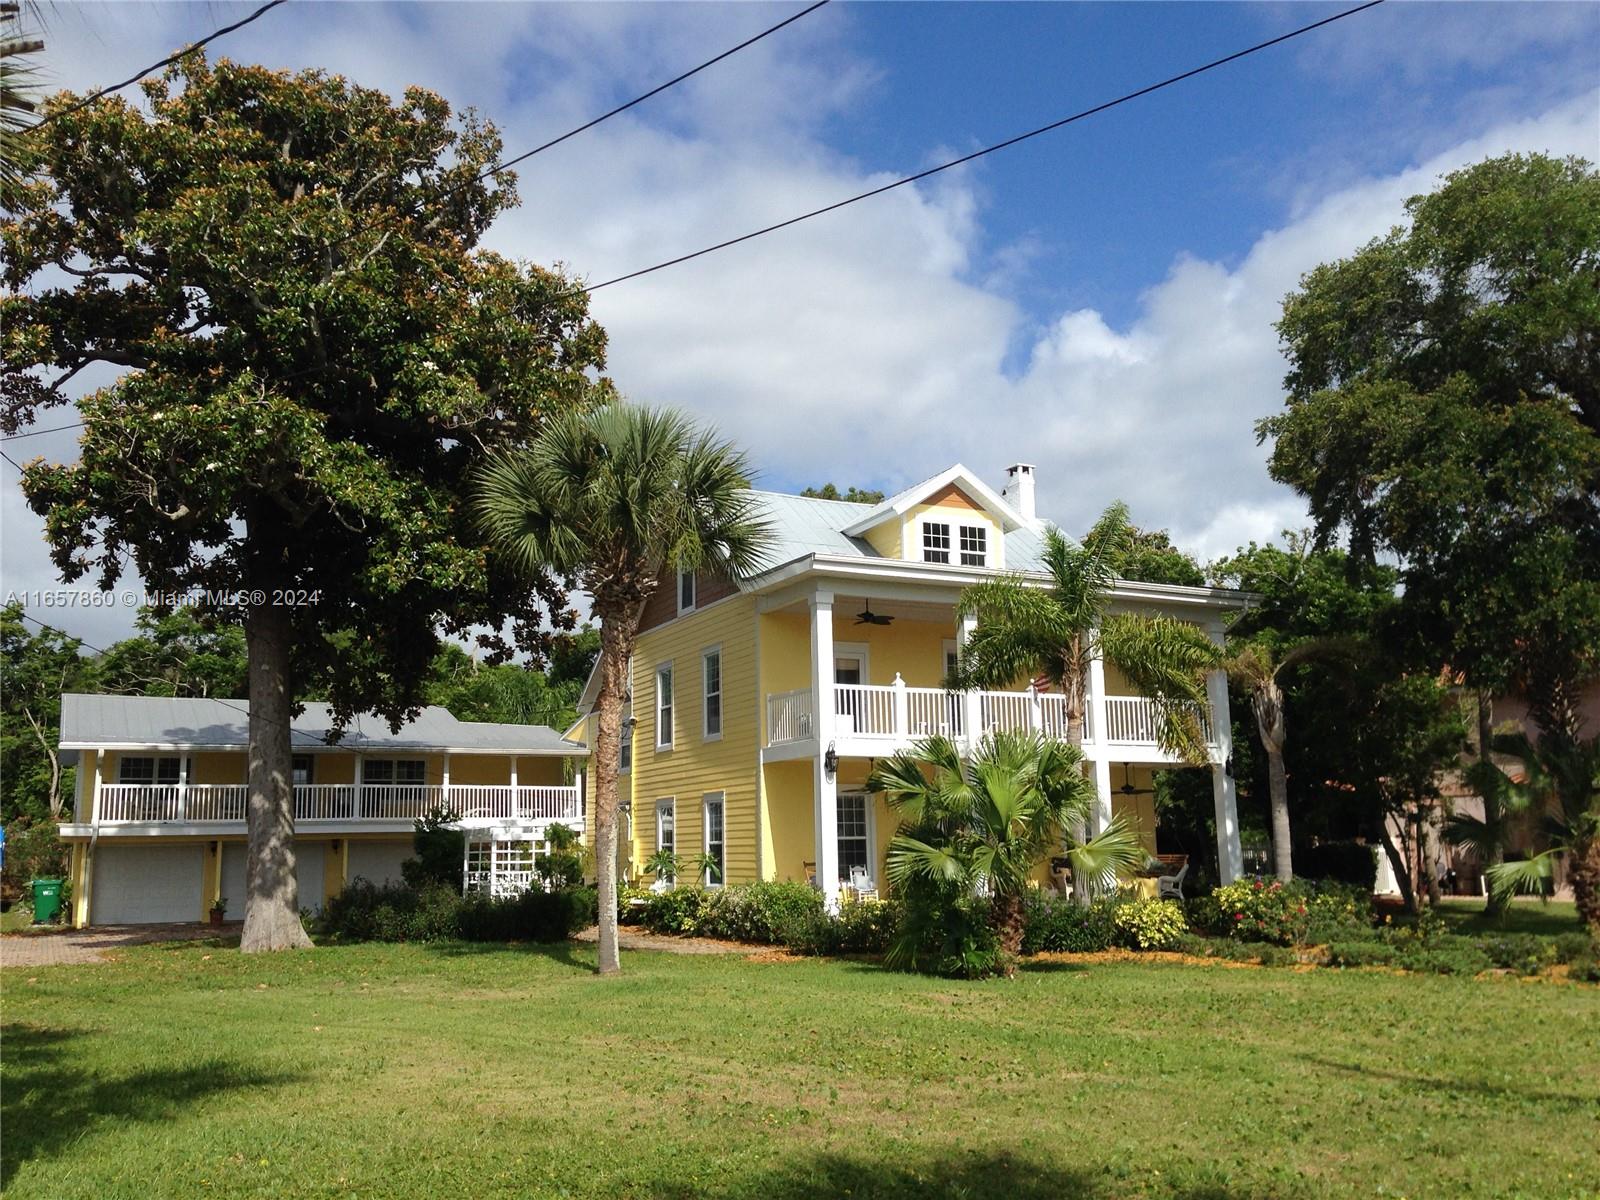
190;753;244;785
629;594;760;883
761;759;815;883
832;616;952;688
862;519;903;559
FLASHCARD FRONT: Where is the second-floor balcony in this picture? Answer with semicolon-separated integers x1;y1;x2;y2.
89;782;583;830
765;681;1213;759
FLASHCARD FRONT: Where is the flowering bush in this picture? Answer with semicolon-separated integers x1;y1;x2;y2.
1192;879;1310;945
1111;899;1189;951
1020;893;1118;953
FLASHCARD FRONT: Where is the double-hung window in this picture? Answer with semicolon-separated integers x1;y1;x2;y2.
922;521;951;564
656;664;674;749
678;569;696;614
703;793;725;886
959;525;987;567
837;794;871;882
118;756;184;785
619;700;634;773
365;759;425;786
656;799;676;882
292;754;315;786
702;648;722;740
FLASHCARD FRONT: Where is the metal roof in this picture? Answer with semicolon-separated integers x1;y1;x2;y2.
57;693;582;754
746;488;1054;574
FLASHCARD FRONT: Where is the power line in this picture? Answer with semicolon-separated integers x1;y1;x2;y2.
28;0;290;133
577;0;1387;293
3;420;85;441
483;0;830;179
10;607;342;744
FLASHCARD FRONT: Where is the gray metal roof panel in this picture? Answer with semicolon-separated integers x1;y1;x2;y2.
57;693;578;753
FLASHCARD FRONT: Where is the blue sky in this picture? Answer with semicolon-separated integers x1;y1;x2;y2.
4;1;1597;644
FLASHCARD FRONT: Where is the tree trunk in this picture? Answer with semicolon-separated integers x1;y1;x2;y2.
992;891;1025;977
1570;833;1600;937
1477;693;1506;917
591;612;635;976
24;709;63;819
1378;822;1417;914
1063;658;1092;905
240;593;312;952
1252;680;1293;882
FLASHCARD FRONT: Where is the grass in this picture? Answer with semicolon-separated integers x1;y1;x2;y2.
3;941;1597;1200
1432;896;1582;937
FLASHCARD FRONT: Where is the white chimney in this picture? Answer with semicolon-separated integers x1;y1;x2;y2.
1003;462;1036;522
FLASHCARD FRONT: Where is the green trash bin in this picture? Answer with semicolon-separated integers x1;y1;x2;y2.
31;878;63;924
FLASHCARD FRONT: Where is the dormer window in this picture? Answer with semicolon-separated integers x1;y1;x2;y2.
678;568;696;614
922;522;951;564
959;525;987;567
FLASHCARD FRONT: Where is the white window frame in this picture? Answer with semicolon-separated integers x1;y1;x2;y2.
678;568;696;615
958;524;988;567
702;791;725;888
921;519;952;564
619;699;634;774
702;646;723;742
943;638;961;684
656;797;676;868
655;662;674;750
117;755;186;785
364;758;426;785
836;792;875;883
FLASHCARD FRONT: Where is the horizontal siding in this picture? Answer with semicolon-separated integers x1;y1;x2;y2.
630;594;759;883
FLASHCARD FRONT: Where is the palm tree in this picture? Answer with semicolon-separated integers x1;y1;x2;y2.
951;503;1221;894
1;3;45;205
1454;731;1600;935
475;404;772;974
1225;638;1358;882
869;730;1146;975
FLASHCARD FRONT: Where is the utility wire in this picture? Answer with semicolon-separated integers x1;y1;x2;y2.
28;0;290;133
576;0;1385;293
10;607;350;744
3;421;86;441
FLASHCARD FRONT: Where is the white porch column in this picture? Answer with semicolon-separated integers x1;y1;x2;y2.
509;755;519;819
958;613;980;751
1087;633;1109;748
891;673;909;740
176;753;189;822
1206;622;1243;883
441;752;451;814
1090;756;1114;837
353;755;363;820
811;590;840;908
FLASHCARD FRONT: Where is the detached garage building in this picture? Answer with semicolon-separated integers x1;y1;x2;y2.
57;694;587;927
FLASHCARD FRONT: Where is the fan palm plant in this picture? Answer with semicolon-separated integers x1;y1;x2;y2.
1;3;45;206
1225;638;1360;881
476;403;772;974
1453;731;1600;934
869;730;1147;974
953;502;1222;764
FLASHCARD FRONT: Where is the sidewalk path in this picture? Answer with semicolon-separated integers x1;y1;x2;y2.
1;922;238;968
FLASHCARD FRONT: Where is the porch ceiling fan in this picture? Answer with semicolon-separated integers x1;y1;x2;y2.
1116;763;1155;797
855;599;894;626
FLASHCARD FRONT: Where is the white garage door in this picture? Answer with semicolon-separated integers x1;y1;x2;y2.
218;840;329;917
91;844;204;925
347;840;411;889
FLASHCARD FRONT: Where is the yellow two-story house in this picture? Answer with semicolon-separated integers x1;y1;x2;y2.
580;463;1250;904
57;695;585;926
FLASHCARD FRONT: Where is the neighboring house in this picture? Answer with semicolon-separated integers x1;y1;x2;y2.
572;463;1251;904
57;694;586;926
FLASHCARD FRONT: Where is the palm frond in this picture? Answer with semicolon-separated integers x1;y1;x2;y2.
1484;852;1557;901
1064;813;1147;898
1097;613;1220;763
885;833;971;887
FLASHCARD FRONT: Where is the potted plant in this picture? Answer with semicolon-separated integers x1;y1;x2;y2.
209;896;227;926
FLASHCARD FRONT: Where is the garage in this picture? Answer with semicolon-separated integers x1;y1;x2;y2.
219;840;330;917
347;839;411;888
91;844;204;925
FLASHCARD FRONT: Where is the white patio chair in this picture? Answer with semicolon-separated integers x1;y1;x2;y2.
1157;861;1189;901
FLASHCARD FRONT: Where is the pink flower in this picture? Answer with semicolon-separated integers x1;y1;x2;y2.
1234;913;1245;921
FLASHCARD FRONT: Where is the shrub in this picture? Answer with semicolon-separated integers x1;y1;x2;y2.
1326;941;1401;968
1398;940;1492;976
1111;899;1188;951
400;808;465;892
639;886;716;936
319;879;594;944
1474;933;1558;976
1191;879;1310;945
699;881;823;944
887;880;1003;978
1295;841;1378;889
617;884;654;924
775;896;900;956
1;821;69;902
1552;932;1597;964
1020;893;1117;954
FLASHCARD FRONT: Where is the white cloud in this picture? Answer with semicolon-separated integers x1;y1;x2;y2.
3;2;1595;647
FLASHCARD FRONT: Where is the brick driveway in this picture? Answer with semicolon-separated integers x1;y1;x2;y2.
0;922;239;968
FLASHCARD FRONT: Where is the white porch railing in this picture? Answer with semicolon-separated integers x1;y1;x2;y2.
93;783;582;826
763;678;1212;752
766;687;815;745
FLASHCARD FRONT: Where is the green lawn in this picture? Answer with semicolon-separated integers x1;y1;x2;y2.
3;942;1597;1200
1433;897;1583;937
